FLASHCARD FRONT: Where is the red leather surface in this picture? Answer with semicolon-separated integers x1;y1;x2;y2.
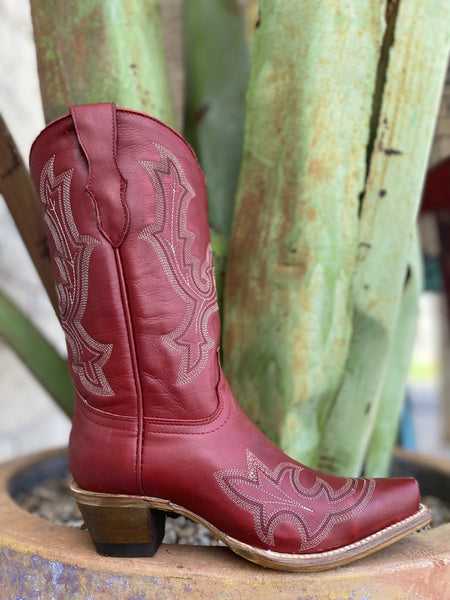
30;104;420;555
70;104;129;248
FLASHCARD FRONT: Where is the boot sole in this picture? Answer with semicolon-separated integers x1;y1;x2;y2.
71;483;432;572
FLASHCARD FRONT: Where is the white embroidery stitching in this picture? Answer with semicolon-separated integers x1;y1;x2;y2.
40;156;114;397
139;144;218;385
215;450;376;551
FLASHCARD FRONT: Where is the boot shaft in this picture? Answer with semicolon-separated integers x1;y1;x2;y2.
30;103;221;421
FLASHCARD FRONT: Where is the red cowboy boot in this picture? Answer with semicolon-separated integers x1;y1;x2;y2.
29;103;430;571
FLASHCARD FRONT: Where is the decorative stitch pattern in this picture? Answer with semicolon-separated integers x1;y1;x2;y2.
139;144;218;385
40;156;114;397
215;450;376;551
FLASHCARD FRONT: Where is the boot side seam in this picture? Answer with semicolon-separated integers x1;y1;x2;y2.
114;247;145;495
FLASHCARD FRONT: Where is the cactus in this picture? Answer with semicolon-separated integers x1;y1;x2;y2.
224;0;450;475
223;0;385;468
30;0;175;126
319;0;450;476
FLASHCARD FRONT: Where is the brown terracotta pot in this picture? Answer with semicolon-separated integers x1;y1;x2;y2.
0;447;448;599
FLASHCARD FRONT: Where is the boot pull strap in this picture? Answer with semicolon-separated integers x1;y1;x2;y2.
70;103;129;247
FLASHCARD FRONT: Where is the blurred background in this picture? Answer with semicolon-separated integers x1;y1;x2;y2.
1;0;449;463
0;0;68;459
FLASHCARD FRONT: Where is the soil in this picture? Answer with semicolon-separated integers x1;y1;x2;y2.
13;474;449;546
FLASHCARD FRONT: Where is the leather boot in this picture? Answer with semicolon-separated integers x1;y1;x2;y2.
29;103;430;571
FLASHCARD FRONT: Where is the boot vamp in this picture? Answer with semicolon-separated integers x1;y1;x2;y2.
141;377;420;555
